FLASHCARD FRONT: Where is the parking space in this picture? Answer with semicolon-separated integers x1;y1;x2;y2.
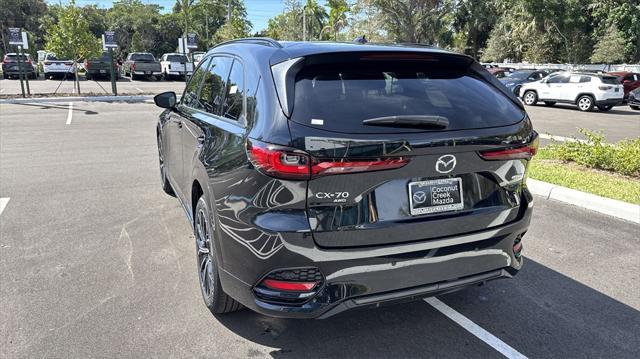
0;77;185;96
1;101;638;358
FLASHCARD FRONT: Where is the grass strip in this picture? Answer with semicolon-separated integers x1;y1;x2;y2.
529;159;640;204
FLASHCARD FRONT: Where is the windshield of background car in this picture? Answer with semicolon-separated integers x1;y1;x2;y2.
505;71;533;80
166;55;187;62
290;61;525;133
131;54;155;61
5;54;29;61
601;76;621;85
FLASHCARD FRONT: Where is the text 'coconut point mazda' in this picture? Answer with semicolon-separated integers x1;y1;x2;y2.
153;38;538;319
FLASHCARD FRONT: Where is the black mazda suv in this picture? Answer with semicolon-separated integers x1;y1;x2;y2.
153;38;538;319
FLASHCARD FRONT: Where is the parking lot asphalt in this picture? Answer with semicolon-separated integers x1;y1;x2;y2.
1;101;639;358
0;77;184;96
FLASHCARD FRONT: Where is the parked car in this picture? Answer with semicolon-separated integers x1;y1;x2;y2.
2;53;38;79
192;51;205;67
43;53;75;79
629;88;640;110
499;69;549;96
488;67;515;79
607;71;640;100
85;52;119;80
121;52;161;80
159;53;193;80
153;38;537;319
520;72;624;112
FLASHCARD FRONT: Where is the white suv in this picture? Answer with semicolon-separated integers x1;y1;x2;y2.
520;72;624;112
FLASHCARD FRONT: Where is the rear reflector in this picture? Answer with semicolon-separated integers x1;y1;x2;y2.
262;279;318;292
247;139;409;180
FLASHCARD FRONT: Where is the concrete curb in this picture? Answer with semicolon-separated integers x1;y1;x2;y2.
528;178;639;224
0;95;154;104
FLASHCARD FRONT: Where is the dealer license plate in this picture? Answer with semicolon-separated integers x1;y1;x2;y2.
408;178;464;216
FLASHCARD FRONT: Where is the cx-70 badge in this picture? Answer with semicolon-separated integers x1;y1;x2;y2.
436;154;456;174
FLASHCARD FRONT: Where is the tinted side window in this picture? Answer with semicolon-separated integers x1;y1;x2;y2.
579;76;591;83
548;75;569;84
200;56;233;115
181;57;211;109
222;60;244;121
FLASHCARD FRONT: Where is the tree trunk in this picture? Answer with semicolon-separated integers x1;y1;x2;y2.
75;60;81;94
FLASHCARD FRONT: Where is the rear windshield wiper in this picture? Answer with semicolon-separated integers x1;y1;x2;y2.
362;115;449;129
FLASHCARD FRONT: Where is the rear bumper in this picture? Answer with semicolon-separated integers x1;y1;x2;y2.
219;188;534;319
134;71;162;76
595;98;623;106
2;66;35;75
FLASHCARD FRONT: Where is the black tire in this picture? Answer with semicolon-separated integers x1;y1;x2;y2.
631;105;640;111
576;95;594;112
3;73;8;79
544;101;556;106
194;196;243;314
131;72;137;81
597;105;613;112
522;90;537;106
44;72;49;79
85;72;92;81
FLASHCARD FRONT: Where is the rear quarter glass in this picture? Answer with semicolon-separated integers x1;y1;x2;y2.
289;61;525;134
601;76;620;85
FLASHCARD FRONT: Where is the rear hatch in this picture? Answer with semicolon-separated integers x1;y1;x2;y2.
87;53;112;72
166;54;188;72
600;76;624;99
2;54;32;71
131;53;160;72
276;52;536;248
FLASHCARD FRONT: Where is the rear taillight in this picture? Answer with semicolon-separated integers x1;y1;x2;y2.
44;61;51;65
598;85;613;90
84;61;89;69
2;56;9;64
247;139;409;180
131;63;136;71
479;137;539;161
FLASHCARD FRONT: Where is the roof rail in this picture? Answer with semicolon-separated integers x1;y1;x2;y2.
211;37;282;49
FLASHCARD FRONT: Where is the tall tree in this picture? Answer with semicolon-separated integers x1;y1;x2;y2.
0;0;48;57
45;0;101;93
370;0;451;44
453;0;498;59
322;0;349;40
589;0;640;63
590;25;628;64
213;7;251;43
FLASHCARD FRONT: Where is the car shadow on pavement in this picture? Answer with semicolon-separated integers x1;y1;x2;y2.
537;103;637;115
15;102;98;115
214;259;639;359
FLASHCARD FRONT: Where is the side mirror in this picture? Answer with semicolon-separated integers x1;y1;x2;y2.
154;91;176;109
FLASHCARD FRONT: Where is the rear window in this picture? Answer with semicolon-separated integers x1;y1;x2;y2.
45;54;58;60
5;54;28;61
166;55;187;62
131;53;155;62
601;76;620;85
290;62;524;133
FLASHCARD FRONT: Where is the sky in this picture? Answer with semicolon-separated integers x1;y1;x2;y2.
46;0;327;32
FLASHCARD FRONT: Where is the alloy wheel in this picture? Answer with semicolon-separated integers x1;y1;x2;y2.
196;208;215;301
578;97;591;111
524;92;536;105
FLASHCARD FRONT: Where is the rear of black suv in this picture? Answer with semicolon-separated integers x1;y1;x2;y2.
158;41;537;319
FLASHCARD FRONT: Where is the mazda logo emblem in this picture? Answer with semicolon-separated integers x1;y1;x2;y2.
412;191;427;204
436;154;456;174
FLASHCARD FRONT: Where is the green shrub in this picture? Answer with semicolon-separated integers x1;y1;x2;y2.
541;129;640;177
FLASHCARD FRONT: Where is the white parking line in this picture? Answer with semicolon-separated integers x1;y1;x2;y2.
0;88;5;93
136;87;144;93
66;102;73;125
425;297;528;359
0;198;10;216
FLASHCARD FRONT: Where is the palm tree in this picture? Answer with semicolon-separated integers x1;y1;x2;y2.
322;0;349;41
